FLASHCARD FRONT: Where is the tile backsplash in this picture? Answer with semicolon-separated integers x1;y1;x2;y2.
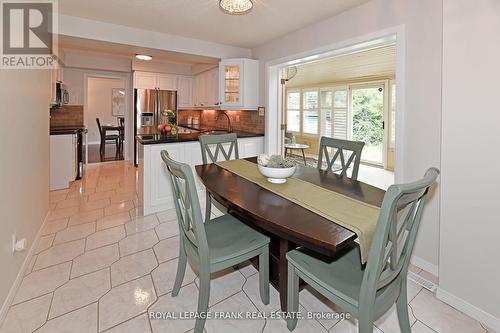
50;105;84;127
178;109;265;134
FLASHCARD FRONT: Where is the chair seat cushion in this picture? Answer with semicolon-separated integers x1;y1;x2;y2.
205;215;270;265
287;246;365;307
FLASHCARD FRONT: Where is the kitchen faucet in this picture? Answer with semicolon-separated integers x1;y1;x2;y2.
217;111;233;133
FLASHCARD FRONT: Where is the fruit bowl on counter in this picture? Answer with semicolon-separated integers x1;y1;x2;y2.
257;154;297;184
157;124;177;135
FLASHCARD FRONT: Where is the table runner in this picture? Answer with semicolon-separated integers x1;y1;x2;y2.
215;159;380;263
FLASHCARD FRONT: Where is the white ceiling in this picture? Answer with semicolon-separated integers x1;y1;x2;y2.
286;44;396;87
58;0;371;48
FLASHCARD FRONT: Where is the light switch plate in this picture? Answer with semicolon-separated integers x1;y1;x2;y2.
258;107;265;116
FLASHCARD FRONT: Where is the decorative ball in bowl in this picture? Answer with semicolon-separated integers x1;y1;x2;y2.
257;154;297;184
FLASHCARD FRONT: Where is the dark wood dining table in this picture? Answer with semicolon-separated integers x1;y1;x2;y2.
195;157;386;311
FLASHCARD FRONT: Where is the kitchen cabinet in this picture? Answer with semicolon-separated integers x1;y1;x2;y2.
50;67;63;105
193;67;219;108
138;136;264;215
219;58;259;110
134;71;178;90
50;134;77;190
177;76;193;108
157;74;178;91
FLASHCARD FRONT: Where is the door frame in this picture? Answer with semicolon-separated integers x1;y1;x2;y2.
83;71;132;163
265;25;406;182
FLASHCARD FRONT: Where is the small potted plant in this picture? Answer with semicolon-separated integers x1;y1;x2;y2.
257;154;297;184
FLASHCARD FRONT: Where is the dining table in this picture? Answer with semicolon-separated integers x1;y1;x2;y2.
195;157;386;311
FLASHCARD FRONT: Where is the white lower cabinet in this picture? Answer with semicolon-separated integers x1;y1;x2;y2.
138;136;264;215
50;134;77;190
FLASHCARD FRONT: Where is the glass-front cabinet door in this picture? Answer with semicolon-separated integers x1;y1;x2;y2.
219;60;244;108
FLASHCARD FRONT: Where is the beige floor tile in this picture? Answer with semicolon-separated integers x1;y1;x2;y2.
374;304;416;333
69;209;104;226
154;220;179;240
149;284;199;333
151;258;197;296
37;303;97;333
299;287;341;330
0;294;51;333
47;206;80;221
111;249;158;287
104;313;151;333
41;218;68;236
14;262;71;304
72;244;120;278
87;190;116;202
330;319;383;332
49;268;110;318
99;275;157;331
204;291;265;333
119;229;158;257
80;198;111;212
96;212;131;231
412;320;438;333
105;201;135;216
407;279;423;302
156;209;178;223
33;239;85;271
410;289;485;333
153;236;180;263
242;273;281;313
238;261;258;277
195;268;245;307
124;215;159;235
53;222;95;245
49;190;68;203
86;225;126;251
57;197;87;209
24;255;37;276
34;234;55;254
263;306;330;333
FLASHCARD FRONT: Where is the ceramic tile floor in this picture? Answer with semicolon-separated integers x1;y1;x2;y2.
0;161;492;333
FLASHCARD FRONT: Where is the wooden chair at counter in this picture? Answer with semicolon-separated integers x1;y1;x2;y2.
198;133;239;223
117;117;125;156
96;118;120;161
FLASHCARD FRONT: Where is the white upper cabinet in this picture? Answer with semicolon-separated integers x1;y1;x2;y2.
177;76;193;109
157;74;178;91
219;58;259;110
134;71;158;89
193;67;219;108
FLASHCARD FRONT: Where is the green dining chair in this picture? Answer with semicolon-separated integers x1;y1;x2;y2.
160;150;269;333
199;133;239;222
286;168;439;333
317;136;365;180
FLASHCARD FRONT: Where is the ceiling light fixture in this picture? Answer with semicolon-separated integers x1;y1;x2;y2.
135;54;152;61
219;0;253;15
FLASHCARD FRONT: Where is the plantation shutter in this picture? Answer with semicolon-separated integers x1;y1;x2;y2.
333;89;348;139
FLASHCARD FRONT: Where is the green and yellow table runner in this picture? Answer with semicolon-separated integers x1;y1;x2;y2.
215;159;380;263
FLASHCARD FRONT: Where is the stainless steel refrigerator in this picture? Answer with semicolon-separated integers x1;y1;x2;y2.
134;88;177;166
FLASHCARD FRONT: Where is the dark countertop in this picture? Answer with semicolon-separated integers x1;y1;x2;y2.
50;126;87;135
136;126;264;145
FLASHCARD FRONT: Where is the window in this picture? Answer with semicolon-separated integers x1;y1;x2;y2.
286;91;300;132
302;90;319;134
333;90;348;139
390;82;396;148
320;89;333;137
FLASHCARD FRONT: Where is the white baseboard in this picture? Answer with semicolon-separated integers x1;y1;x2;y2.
0;211;49;326
437;288;500;333
411;255;439;277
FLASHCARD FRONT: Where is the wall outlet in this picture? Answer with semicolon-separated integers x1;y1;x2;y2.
12;234;27;253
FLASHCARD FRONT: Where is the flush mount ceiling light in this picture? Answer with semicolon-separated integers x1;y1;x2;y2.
219;0;253;15
135;54;153;61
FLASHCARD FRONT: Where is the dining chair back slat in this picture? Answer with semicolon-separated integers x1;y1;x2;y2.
199;133;239;164
317;137;365;180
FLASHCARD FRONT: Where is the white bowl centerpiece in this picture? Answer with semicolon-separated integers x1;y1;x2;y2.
257;154;297;184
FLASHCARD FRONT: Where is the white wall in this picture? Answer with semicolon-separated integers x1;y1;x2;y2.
59;14;251;59
63;50;132;73
0;70;50;314
252;0;442;271
87;77;126;143
439;0;500;329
